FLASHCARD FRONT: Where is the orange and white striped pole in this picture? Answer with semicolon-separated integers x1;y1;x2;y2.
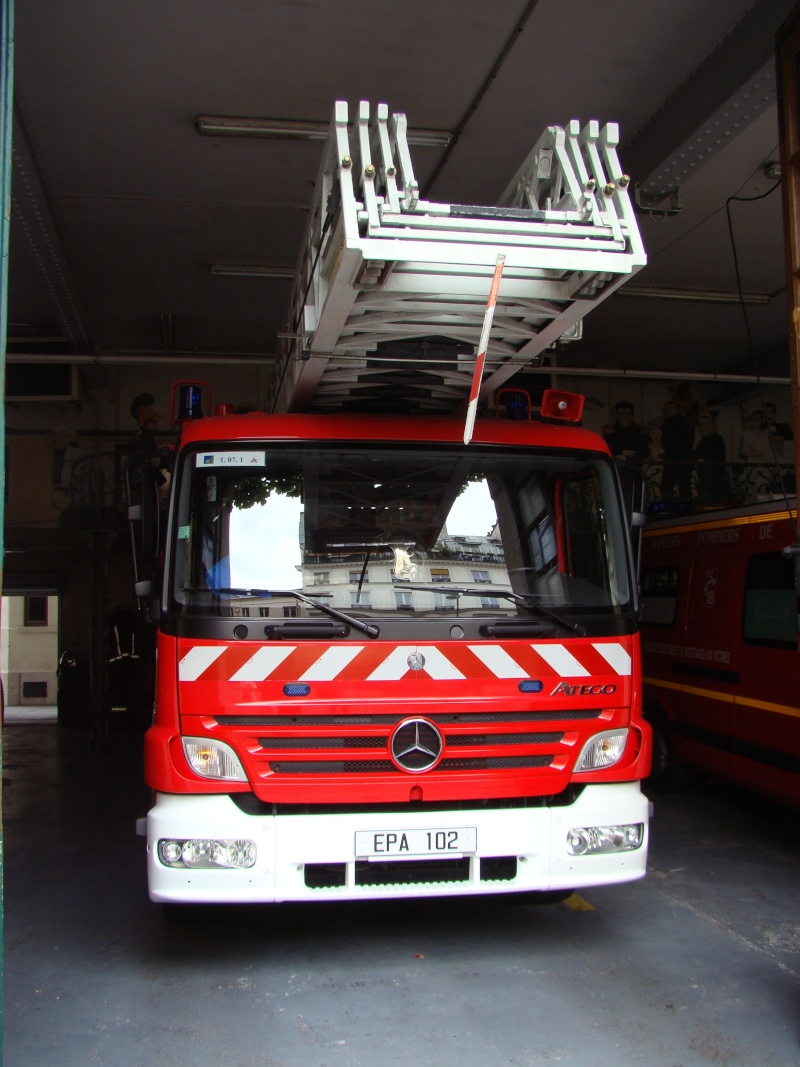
463;253;505;445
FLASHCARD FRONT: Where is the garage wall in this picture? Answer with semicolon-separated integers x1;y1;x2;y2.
4;362;267;529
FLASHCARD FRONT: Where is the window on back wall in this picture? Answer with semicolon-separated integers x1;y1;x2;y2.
22;680;48;699
24;595;48;627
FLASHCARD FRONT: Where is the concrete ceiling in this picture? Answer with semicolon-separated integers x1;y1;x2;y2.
7;0;798;391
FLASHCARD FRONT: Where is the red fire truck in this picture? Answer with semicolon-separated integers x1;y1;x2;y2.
133;101;652;904
640;498;799;806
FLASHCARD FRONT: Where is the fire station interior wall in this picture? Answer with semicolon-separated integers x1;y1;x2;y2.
4;363;267;529
4;363;794;531
3;363;267;669
3;362;794;673
558;376;793;461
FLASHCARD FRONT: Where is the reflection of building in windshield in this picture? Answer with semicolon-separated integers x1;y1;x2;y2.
226;525;512;620
297;525;511;617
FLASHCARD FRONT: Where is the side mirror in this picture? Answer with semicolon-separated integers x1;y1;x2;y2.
618;467;646;581
126;460;163;611
137;465;161;562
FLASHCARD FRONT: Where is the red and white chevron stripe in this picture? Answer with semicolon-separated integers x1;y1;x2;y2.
177;640;632;684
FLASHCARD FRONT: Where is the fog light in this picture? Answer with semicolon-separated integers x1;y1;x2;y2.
574;729;628;771
161;841;183;864
182;736;247;780
158;838;257;869
567;823;644;856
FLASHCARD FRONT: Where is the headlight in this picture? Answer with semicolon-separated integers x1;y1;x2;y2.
567;824;644;856
574;729;628;772
158;838;256;869
182;736;247;781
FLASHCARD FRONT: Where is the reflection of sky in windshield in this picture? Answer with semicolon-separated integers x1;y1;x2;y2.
229;492;302;589
228;480;496;590
447;480;496;536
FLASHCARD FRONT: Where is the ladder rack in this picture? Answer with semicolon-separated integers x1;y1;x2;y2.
270;100;646;414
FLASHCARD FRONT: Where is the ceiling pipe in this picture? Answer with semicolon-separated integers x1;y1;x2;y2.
617;286;773;305
5;351;276;365
5;351;788;384
527;365;790;384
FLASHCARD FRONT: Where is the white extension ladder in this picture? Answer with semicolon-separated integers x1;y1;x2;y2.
270;100;646;414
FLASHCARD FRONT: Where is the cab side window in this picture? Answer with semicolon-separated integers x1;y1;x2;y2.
640;566;679;626
743;552;796;648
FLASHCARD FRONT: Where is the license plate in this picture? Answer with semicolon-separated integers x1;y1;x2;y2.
355;827;477;861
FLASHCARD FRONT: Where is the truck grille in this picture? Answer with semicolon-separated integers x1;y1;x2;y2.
258;731;562;750
258;723;563;776
269;755;553;774
209;708;602;786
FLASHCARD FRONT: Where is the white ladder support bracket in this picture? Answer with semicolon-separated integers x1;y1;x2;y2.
374;103;401;213
270;100;646;414
391;110;419;211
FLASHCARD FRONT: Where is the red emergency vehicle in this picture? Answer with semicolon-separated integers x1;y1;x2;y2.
136;407;651;903
640;498;800;806
132;101;652;904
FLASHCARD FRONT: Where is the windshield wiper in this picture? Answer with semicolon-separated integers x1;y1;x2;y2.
400;585;587;636
206;588;381;638
498;590;587;636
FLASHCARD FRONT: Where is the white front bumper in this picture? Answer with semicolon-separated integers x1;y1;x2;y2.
145;782;650;903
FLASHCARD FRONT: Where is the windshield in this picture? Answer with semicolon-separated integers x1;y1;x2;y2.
168;443;633;623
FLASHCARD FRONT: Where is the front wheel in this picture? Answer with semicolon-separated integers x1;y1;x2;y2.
648;716;689;792
504;889;575;906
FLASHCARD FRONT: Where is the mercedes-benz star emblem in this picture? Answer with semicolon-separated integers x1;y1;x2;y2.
390;718;443;773
407;651;426;671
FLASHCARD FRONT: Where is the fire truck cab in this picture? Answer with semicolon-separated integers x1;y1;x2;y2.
640;499;800;807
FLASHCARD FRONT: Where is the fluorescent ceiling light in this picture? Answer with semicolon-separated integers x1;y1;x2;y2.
210;264;295;279
196;115;453;149
618;286;771;305
197;116;329;140
403;129;455;149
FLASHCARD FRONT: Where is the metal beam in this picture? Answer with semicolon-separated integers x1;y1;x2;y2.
623;0;797;202
11;106;98;352
0;0;13;1049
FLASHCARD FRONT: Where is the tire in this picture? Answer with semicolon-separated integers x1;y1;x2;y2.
161;900;232;924
504;889;575;906
162;903;207;924
648;715;689;792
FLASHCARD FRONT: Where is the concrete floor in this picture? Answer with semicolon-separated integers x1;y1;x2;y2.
3;716;799;1067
